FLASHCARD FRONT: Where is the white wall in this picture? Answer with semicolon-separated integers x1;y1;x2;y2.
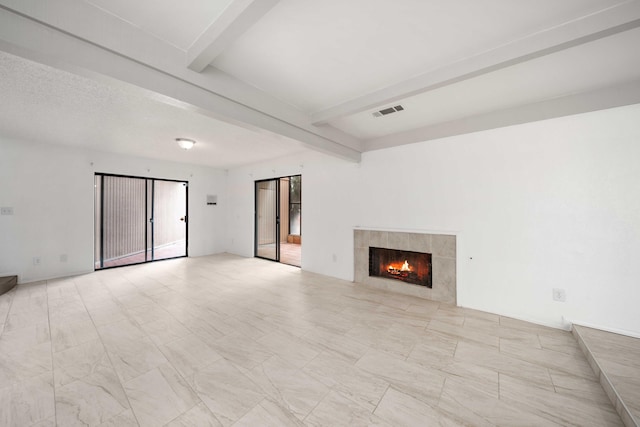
226;105;640;336
0;137;227;282
359;106;640;335
3;104;638;336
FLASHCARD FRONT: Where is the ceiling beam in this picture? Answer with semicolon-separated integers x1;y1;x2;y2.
0;1;361;161
364;79;640;152
311;2;640;125
187;0;280;72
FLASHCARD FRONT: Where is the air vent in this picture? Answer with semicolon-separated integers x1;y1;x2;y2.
372;105;404;117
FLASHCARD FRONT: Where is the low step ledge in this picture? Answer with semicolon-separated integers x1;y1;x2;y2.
572;325;639;427
0;275;18;296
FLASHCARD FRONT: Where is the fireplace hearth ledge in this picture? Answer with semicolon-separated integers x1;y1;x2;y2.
354;228;456;304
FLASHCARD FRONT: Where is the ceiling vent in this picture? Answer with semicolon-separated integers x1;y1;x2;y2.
372;105;404;117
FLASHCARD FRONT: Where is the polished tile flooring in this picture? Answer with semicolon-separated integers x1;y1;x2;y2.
0;254;624;426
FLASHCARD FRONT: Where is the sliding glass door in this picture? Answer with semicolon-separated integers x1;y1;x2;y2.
151;179;188;261
254;175;301;266
94;174;188;269
255;179;279;261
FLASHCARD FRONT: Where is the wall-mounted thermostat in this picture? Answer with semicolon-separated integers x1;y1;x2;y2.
207;195;217;205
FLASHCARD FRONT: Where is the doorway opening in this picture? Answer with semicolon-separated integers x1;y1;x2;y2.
255;175;301;267
94;173;188;269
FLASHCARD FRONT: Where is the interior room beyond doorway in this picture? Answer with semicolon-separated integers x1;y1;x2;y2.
255;175;301;267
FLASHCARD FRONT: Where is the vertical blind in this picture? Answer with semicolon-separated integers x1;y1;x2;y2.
94;174;187;269
102;175;146;261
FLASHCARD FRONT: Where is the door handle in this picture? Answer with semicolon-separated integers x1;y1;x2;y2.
180;216;186;222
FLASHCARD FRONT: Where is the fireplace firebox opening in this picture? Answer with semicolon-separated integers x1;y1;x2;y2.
369;247;432;288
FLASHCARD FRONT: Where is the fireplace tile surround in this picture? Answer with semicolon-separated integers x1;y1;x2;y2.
354;229;456;304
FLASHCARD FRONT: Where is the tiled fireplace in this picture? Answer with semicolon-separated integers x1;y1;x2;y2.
354;229;456;304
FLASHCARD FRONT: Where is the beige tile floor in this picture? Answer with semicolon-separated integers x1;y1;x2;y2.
0;254;625;426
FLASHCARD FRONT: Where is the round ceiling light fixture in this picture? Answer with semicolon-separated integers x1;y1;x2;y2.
176;138;196;150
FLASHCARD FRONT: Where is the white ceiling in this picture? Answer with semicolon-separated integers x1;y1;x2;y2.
213;0;624;112
0;51;308;169
85;0;234;50
331;26;640;140
0;0;639;166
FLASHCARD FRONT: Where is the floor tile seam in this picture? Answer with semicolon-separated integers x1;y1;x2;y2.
499;367;622;422
226;399;266;426
162;340;225;377
537;343;583;357
47;306;94;329
162;401;208;426
301;387;361;424
430;380;463;420
44;279;58;427
116;324;205;392
433;369;447;402
370;383;392;417
438;377;495;426
157;324;214;349
0;361;56;392
544;365;556;394
497;345;594;379
203;362;286;424
296;348;337;376
501;333;582;359
492;341;565;374
497;392;581;427
0;287;16;337
573;326;638;427
498;315;564;337
72;278;143;427
496;368;556;397
402;341;417;362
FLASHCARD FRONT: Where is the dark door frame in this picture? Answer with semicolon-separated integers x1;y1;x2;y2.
95;172;189;270
254;178;280;262
254;174;301;265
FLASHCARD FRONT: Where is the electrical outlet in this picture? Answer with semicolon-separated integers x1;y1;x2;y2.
1;207;14;215
60;254;68;262
552;288;566;302
33;257;41;266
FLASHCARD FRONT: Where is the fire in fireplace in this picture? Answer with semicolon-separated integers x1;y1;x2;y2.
369;247;432;288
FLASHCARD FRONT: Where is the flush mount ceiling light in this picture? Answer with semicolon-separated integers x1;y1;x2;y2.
175;138;196;150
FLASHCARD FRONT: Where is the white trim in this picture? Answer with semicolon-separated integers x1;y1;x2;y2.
354;226;459;236
568;319;640;339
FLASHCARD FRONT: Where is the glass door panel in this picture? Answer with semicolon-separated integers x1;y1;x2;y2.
96;175;146;268
95;174;188;269
152;180;187;260
255;179;279;261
